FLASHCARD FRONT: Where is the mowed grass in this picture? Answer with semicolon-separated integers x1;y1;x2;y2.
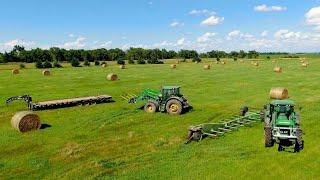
0;58;320;179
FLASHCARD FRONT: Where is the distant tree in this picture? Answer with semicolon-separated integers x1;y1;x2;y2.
192;56;201;63
117;59;125;65
137;59;146;64
83;60;90;66
35;60;43;68
43;61;53;68
94;60;100;66
71;58;80;67
53;60;62;68
128;59;135;64
19;63;25;69
238;50;247;58
247;50;259;59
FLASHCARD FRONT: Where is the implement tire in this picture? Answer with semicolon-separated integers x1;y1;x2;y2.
144;102;158;113
166;99;183;115
265;127;274;147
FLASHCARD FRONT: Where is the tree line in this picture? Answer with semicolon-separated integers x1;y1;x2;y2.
0;45;261;65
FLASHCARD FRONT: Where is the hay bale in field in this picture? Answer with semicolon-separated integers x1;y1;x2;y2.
12;69;19;75
239;60;244;63
221;61;226;64
215;61;219;64
107;73;118;81
119;65;125;69
273;66;282;73
11;111;41;133
269;87;289;100
42;70;50;76
101;64;107;68
253;62;259;66
203;64;211;70
301;63;308;67
300;60;305;63
171;64;177;69
272;60;276;63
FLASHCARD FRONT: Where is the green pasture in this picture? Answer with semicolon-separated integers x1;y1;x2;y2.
0;57;319;179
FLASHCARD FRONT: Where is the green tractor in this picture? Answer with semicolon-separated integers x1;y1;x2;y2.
263;99;304;152
125;86;192;115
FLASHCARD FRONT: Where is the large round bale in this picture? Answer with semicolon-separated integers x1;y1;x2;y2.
170;64;177;69
203;64;211;70
101;64;107;68
253;62;259;66
107;73;118;81
42;70;50;76
119;65;125;69
215;61;219;64
12;69;19;75
272;60;276;63
221;61;226;64
269;87;289;100
239;60;244;63
11;111;41;133
301;63;308;67
273;66;282;73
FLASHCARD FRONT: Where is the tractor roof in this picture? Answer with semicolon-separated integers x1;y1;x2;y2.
162;86;180;89
271;99;295;106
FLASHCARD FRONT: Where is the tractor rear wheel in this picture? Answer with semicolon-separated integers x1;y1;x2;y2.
264;127;274;147
166;99;183;115
144;102;158;113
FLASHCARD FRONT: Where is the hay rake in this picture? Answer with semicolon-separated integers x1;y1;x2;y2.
186;108;263;143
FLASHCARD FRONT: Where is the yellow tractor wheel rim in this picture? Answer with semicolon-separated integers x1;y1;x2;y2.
147;105;154;112
170;104;179;112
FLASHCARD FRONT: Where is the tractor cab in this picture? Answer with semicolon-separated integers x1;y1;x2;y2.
161;86;181;99
270;99;296;127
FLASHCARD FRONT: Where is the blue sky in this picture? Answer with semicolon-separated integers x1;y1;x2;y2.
1;0;320;52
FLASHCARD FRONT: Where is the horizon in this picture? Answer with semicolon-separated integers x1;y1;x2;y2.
1;0;320;53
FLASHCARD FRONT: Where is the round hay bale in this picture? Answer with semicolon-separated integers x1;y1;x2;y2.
101;64;107;68
300;60;305;63
239;60;244;63
119;65;125;69
253;62;259;66
12;69;19;75
170;64;177;69
107;73;118;81
221;61;226;64
272;60;276;63
11;111;41;133
269;87;289;100
273;67;282;73
301;63;308;67
215;61;219;64
203;64;211;70
42;70;50;76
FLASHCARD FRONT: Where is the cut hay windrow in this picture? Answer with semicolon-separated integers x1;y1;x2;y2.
119;65;125;69
107;73;118;81
273;67;282;73
42;70;50;76
12;69;19;75
171;64;177;69
11;111;41;133
269;87;288;100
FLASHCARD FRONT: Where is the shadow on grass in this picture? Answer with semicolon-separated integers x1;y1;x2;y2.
40;124;52;129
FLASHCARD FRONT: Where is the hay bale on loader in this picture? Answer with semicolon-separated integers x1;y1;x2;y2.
107;73;118;81
171;64;177;69
203;64;211;70
269;87;288;100
42;70;50;76
12;69;19;75
273;67;282;73
11;111;41;133
119;65;125;69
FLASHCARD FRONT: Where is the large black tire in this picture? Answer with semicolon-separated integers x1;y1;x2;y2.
166;99;183;115
260;110;266;122
294;128;303;152
144;102;158;113
295;113;301;126
265;127;274;147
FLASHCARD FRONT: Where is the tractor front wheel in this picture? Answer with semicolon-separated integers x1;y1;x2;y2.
264;127;274;147
144;102;158;113
166;99;183;115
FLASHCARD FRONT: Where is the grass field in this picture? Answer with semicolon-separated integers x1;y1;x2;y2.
0;57;320;179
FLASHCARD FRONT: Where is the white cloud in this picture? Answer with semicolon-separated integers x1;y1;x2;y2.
0;39;36;52
100;41;112;47
170;21;184;27
306;7;320;31
254;4;287;12
189;9;215;16
274;29;302;40
201;15;224;26
62;36;86;49
176;38;186;46
68;33;75;38
197;32;216;43
153;41;175;48
261;31;268;37
227;30;254;40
